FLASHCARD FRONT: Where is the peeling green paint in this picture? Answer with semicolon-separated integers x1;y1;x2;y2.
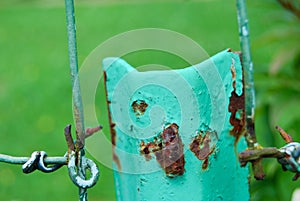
103;49;249;201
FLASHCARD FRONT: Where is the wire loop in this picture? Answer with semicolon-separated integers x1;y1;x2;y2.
67;151;99;189
22;151;64;174
278;142;300;180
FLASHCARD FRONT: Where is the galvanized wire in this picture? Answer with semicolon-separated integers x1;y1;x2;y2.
65;0;86;150
1;1;100;198
65;0;89;200
0;151;67;174
0;153;66;165
68;151;100;189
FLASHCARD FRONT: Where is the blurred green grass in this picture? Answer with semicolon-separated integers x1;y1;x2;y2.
0;0;299;201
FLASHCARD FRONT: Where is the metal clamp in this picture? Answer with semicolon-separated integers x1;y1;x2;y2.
67;151;99;189
239;126;300;181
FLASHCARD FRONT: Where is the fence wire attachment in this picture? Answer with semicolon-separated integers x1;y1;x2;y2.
22;151;65;174
239;126;300;181
278;142;300;176
67;151;100;189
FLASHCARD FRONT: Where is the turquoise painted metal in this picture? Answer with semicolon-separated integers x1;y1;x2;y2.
103;49;250;201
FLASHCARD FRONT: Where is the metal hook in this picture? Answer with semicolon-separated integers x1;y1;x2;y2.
67;151;99;189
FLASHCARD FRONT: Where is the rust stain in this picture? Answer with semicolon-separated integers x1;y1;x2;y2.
230;64;237;89
140;123;185;177
103;71;121;170
132;100;148;116
190;130;218;170
202;158;209;170
111;124;121;170
276;125;294;143
228;61;246;146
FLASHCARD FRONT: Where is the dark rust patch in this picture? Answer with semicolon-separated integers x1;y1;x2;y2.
111;124;121;170
190;130;218;170
228;63;246;146
140;123;185;177
104;71;121;170
202;158;209;170
132;100;148;116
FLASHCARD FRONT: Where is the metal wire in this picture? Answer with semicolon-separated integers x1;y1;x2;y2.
0;152;67;174
65;0;85;150
236;0;265;180
0;1;102;200
239;126;300;181
64;0;90;200
237;0;257;148
68;151;100;189
0;153;66;165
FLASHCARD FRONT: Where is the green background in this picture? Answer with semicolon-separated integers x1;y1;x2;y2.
0;0;299;200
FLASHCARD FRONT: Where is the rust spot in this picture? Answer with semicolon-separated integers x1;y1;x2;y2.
140;123;185;177
228;61;246;146
202;158;209;170
132;100;148;116
252;158;265;180
230;64;237;89
190;130;218;170
109;125;121;170
104;71;121;170
140;141;156;161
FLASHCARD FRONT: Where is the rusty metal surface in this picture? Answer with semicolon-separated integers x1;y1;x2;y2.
103;49;249;201
228;62;246;146
132;100;149;116
239;126;300;181
190;130;218;170
103;71;121;170
140;123;185;177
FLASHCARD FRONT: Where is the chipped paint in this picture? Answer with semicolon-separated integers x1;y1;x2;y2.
103;71;121;170
103;50;250;201
140;123;185;177
202;159;209;170
190;130;218;170
228;61;246;146
132;100;148;116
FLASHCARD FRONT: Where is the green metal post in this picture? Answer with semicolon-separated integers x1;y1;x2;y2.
103;49;250;201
